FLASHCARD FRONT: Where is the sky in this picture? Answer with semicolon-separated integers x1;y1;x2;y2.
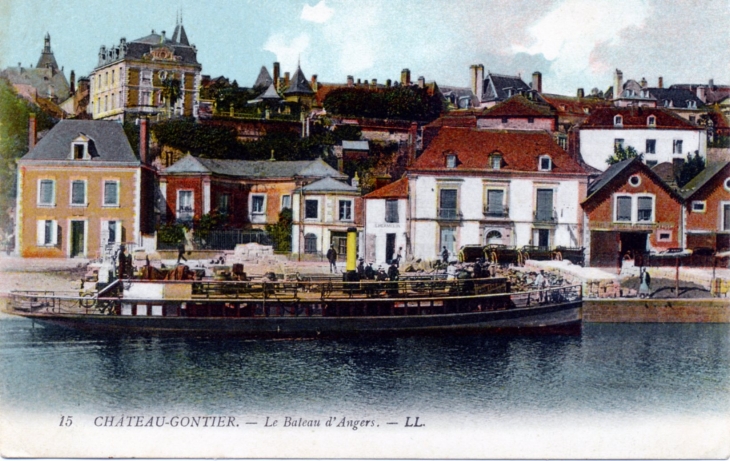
0;0;728;96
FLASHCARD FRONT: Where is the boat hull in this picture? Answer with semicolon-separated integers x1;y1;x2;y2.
15;301;582;338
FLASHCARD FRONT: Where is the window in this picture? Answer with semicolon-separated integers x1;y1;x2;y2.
647;116;656;127
491;154;501;170
385;199;399;223
691;201;706;213
646;160;658;168
645;139;656;154
485;230;502;244
304;234;317;254
614;138;625;150
628;175;641;187
36;219;57;246
724;204;730;231
614;115;623;127
438;189;458;219
501;117;508;123
105;220;121;244
305;199;319;219
111;70;114;85
657;231;672;242
535;189;554;221
538;155;552;171
689;115;696;123
71;180;86;206
103;181;119;206
251;195;265;214
217;194;230;215
338;200;352;221
528;117;535;124
616;196;632;221
725;178;730;192
446;155;457;168
673;140;683;154
38;179;55;206
637;196;653;221
73;143;85;159
141;70;152;85
486;189;505;216
177;190;193;222
281;195;291;210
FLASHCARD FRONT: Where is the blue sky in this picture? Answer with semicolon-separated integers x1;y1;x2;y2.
0;0;728;95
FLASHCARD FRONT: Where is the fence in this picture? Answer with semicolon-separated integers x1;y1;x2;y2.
192;230;274;251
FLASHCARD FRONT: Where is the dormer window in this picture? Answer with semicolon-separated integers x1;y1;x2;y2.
538;155;552;171
70;134;91;160
688;100;697;109
446;154;457;168
490;154;502;170
647;115;656;127
614;115;623;127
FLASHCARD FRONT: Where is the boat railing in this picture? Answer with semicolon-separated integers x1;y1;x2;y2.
510;284;582;308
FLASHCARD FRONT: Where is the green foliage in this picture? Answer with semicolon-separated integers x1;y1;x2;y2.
157;222;186;246
265;208;293;252
151;118;243;158
123;121;140;157
677;151;705;188
0;79;56;232
323;86;443;121
343;141;404;193
332;124;362;141
161;77;182;110
709;135;730;148
606;144;642;166
194;211;223;242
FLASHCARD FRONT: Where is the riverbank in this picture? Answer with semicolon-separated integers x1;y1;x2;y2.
584;299;730;323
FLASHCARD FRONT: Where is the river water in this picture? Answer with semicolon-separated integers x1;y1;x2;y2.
1;314;728;458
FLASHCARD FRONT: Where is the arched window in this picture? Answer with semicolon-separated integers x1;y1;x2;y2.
485;230;503;244
304;234;317;254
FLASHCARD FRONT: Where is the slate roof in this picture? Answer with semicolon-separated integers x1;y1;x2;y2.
284;65;313;95
1;66;70;102
483;73;530;102
249;83;281;103
342;140;369;150
580;107;700;130
481;95;555;117
412;127;587;174
680;161;730;199
253;66;273;89
124;40;200;66
171;23;189;46
298;176;359;193
363;177;408;199
164;155;346;180
646;87;704;109
20;120;138;164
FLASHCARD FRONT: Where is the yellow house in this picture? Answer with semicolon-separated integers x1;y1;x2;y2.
16;119;147;258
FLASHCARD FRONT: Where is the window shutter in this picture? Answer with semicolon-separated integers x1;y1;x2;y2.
637;197;653;221
487;190;504;215
536;189;553;221
72;181;85;204
724;205;730;231
616;196;632;221
37;220;45;245
51;221;58;245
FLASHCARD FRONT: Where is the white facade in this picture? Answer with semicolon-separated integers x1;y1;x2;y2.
580;128;706;172
363;198;408;265
291;190;361;258
408;174;584;261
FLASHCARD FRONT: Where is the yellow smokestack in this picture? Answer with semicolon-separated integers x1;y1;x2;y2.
346;227;357;272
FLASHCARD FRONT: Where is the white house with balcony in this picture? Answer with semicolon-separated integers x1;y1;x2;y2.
291;177;362;259
362;177;409;265
577;107;706;172
407;127;590;260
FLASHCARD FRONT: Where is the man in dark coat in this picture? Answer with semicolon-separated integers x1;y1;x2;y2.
326;245;337;273
177;241;188;264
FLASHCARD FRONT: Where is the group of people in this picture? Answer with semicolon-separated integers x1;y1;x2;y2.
356;258;399;281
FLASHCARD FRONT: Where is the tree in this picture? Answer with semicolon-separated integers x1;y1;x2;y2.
606;144;642;166
265;208;292;252
677;151;705;188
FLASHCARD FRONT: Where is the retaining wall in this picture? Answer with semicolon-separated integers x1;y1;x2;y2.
584;299;730;323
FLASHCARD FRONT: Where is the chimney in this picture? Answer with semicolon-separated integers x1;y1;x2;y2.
273;62;280;90
697;86;706;103
139;118;149;164
709;79;714;88
614;69;623;99
351;171;360;189
577;88;585;98
310;74;318;92
28;114;37;150
357;78;361;85
70;70;76;95
347;75;354;87
472;64;484;102
417;76;425;88
160;31;166;43
371;78;377;88
401;68;411;86
532;71;542;93
386;79;392;87
640;77;647;88
658;76;663;89
284;72;290;87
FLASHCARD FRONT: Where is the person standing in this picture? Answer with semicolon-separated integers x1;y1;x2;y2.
117;245;127;280
639;268;652;298
441;246;449;264
394;247;403;268
326;245;337;273
534;270;546;303
177;240;188;264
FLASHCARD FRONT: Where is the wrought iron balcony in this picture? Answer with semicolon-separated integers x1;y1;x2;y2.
533;209;557;223
437;208;462;220
483;206;509;218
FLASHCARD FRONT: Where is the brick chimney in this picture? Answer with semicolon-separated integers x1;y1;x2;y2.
284;72;290;87
658;76;663;89
577;88;585;98
471;64;484;102
401;68;411;86
532;71;542;93
417;76;425;88
640;77;647;88
347;75;354;87
28;114;37;150
613;69;623;99
70;70;76;95
310;74;318;92
139;118;148;164
273;62;280;90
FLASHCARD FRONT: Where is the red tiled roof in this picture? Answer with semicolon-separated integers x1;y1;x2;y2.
481;95;554;118
424;114;477;129
412;127;587;174
580;106;699;130
363;177;408;199
540;94;610;116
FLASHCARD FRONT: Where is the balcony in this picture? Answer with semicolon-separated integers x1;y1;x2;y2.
437;208;462;221
533;209;557;224
177;206;194;223
483;206;509;218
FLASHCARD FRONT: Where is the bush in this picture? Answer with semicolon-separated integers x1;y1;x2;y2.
157;222;186;247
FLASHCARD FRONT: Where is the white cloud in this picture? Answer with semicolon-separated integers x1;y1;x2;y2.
301;0;334;24
263;33;311;71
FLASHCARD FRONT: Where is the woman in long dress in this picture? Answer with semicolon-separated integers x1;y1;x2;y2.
639;268;652;298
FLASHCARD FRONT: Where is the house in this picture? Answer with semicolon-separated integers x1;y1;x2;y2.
576;106;707;172
15;118;152;258
362;177;408;265
291;177;362;259
468;65;534;108
581;158;684;267
407;128;589;260
89;17;201;121
160;155;346;230
1;34;70;104
680;161;730;252
475;95;556;131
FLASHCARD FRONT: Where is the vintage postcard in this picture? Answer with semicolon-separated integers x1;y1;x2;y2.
0;0;729;459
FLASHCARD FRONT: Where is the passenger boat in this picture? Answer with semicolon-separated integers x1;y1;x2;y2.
7;276;582;338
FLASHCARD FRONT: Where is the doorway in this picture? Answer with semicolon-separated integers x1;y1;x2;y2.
331;232;348;261
385;233;396;263
620;232;648;264
71;221;85;258
440;227;456;257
